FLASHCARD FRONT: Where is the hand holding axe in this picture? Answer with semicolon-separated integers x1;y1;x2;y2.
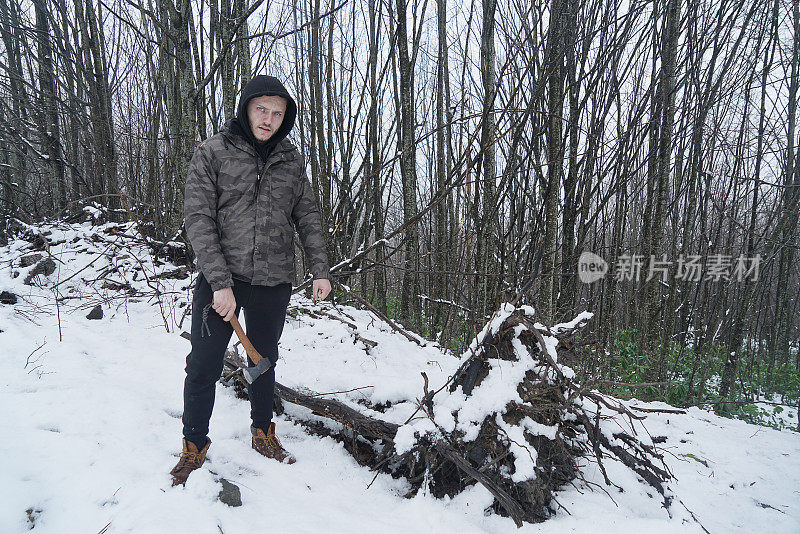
229;314;272;384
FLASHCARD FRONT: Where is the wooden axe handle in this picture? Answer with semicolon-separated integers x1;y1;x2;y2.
229;314;263;364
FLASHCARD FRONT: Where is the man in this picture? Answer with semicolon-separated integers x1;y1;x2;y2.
170;75;332;486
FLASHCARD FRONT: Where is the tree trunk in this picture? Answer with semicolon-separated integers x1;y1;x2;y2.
541;0;566;324
432;0;451;330
396;0;422;329
0;0;28;218
220;0;235;120
474;0;498;320
366;0;386;313
173;0;197;230
235;0;251;91
642;0;679;362
34;0;67;214
557;0;579;322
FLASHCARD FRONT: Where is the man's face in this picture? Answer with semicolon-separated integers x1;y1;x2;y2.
247;95;287;143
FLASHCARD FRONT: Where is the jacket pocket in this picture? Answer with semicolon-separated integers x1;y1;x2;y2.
219;199;256;276
269;215;295;274
272;182;295;218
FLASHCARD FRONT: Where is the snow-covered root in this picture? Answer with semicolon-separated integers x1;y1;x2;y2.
221;304;673;527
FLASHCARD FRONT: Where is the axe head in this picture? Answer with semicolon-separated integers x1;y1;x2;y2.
242;357;273;384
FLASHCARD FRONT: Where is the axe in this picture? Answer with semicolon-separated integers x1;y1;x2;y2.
230;314;273;384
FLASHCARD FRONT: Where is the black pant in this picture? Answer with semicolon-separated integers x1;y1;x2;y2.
182;273;292;447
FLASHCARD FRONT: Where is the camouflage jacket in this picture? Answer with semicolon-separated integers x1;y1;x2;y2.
184;128;330;292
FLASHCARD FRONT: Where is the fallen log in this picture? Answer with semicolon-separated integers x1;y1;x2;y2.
211;304;673;526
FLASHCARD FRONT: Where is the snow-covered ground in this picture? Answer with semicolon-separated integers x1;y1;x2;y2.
1;219;799;533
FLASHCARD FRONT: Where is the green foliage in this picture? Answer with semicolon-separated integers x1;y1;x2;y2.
446;316;480;357
712;397;798;432
383;293;402;323
584;329;800;432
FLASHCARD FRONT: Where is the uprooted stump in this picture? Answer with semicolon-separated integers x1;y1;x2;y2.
220;304;673;527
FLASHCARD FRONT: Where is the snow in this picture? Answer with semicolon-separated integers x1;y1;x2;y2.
1;220;799;533
552;311;594;334
82;203;105;221
494;414;538;482
520;417;559;440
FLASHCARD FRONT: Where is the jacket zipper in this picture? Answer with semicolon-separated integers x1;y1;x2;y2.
255;157;266;199
254;152;285;200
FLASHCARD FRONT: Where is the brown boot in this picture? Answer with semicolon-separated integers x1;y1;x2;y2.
251;423;296;464
170;438;211;486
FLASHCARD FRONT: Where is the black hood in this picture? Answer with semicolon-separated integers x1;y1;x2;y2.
228;75;297;160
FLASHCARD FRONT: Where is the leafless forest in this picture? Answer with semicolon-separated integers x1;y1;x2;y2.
0;0;798;415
